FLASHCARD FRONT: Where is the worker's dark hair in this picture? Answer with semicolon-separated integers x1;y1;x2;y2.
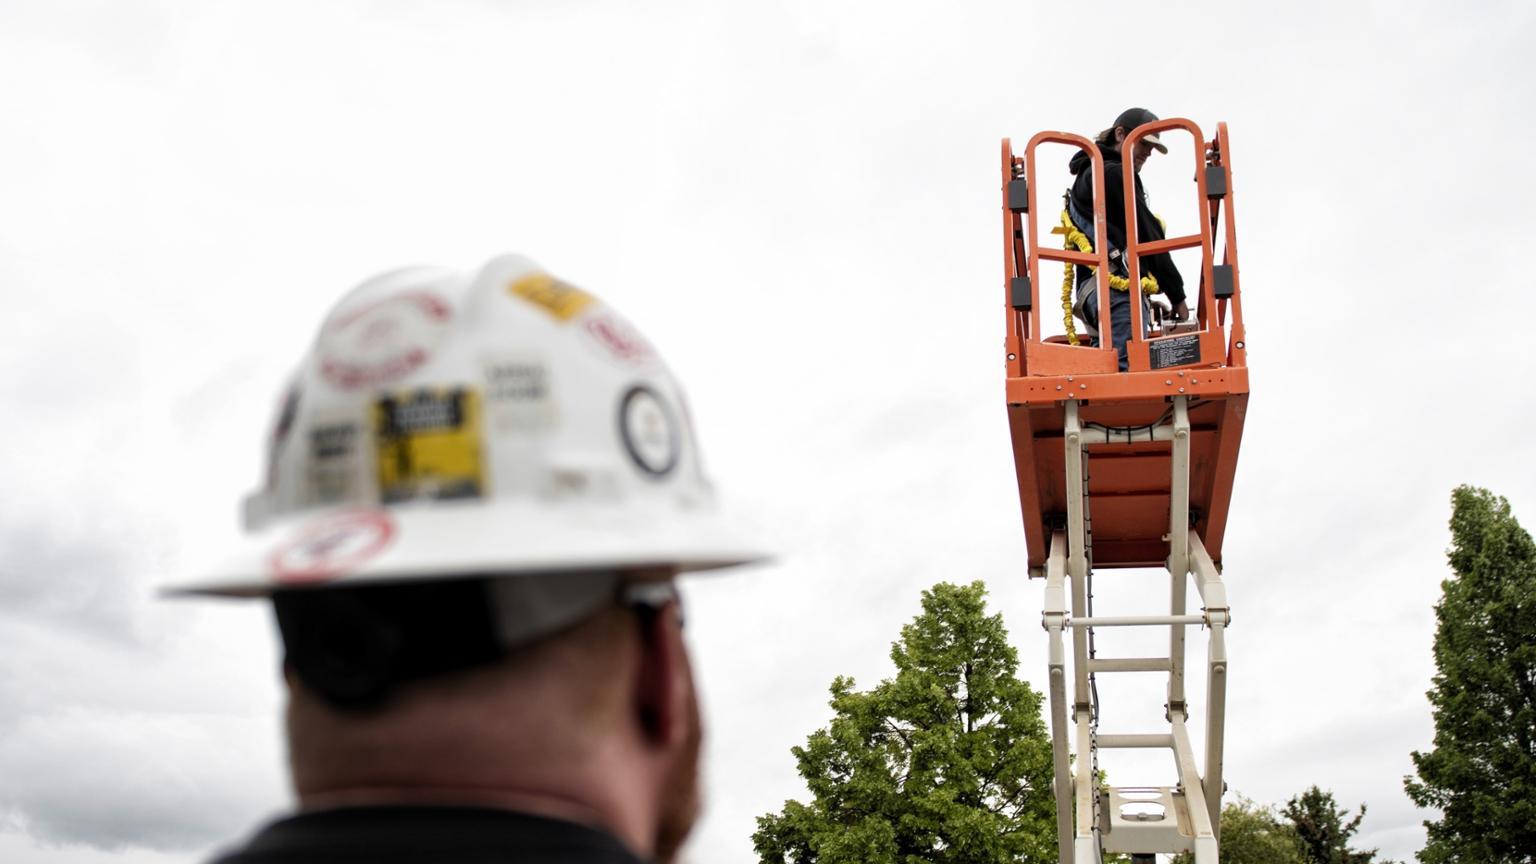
1098;108;1159;153
273;578;504;712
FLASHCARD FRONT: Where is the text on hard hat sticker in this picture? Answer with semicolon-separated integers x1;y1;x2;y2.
306;420;361;507
583;313;655;365
507;273;595;322
483;358;556;434
373;388;487;504
318;291;453;390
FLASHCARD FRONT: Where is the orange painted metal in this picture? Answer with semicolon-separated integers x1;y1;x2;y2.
1002;120;1249;571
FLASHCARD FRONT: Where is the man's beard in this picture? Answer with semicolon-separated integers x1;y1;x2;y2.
653;683;703;863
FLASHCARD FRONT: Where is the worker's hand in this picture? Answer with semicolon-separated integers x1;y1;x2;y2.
1172;301;1189;322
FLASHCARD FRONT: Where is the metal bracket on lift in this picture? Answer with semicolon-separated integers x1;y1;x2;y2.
1040;396;1230;864
1008;177;1030;212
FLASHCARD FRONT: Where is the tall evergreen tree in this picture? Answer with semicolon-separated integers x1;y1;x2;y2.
753;581;1056;864
1282;786;1386;864
1404;486;1536;863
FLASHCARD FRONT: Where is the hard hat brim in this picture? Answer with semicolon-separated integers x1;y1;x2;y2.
167;499;769;597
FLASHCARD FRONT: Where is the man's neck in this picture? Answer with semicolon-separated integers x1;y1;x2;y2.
298;783;609;826
294;756;660;860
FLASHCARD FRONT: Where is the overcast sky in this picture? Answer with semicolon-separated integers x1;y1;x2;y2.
3;1;1534;862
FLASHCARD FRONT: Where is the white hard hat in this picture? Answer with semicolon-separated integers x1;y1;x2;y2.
174;254;764;597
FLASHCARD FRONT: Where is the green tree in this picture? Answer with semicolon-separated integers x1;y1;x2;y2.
753;581;1056;864
1404;486;1536;864
1282;786;1388;864
1171;796;1306;864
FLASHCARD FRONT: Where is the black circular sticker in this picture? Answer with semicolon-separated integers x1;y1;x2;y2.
618;385;680;478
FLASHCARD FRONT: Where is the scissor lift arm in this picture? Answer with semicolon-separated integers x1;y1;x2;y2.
1042;398;1229;862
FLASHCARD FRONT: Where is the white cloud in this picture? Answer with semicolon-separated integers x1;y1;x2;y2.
0;710;285;853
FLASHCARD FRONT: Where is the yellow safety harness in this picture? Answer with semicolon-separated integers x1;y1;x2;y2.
1050;210;1160;346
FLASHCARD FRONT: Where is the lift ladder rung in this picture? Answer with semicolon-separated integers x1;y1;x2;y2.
1067;614;1206;628
1088;657;1173;673
1096;733;1174;749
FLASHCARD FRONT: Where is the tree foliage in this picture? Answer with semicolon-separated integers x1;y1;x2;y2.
1172;788;1391;864
1282;786;1389;864
1404;486;1536;864
753;581;1056;864
1171;796;1306;864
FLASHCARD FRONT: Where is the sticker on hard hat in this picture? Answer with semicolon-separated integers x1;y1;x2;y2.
271;384;300;449
269;509;396;583
583;313;655;365
318;291;452;390
266;383;301;490
483;359;555;433
508;273;595;322
307;420;361;506
373;388;486;503
619;386;680;477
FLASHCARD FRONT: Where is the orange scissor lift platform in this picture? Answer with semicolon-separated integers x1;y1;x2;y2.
1001;119;1249;864
1004;120;1248;574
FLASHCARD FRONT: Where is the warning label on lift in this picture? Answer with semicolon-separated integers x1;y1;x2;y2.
1149;333;1201;370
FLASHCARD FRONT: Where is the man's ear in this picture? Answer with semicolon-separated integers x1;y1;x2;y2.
632;604;689;747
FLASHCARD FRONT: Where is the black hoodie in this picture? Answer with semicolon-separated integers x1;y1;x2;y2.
1067;148;1186;307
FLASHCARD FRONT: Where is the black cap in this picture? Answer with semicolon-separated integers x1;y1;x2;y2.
1110;107;1167;153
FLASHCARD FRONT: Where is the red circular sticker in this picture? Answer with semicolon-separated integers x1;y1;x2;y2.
318;291;453;390
582;312;654;365
268;510;396;584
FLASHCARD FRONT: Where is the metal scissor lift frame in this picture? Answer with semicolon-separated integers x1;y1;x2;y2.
1001;118;1249;863
1042;396;1230;863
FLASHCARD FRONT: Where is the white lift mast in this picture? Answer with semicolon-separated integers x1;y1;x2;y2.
1040;397;1230;863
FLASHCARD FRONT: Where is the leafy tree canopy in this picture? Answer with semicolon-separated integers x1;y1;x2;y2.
753;581;1056;864
1171;788;1393;864
1405;486;1536;864
1171;796;1306;864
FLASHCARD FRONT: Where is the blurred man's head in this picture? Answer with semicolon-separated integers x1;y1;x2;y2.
279;571;702;859
173;254;764;862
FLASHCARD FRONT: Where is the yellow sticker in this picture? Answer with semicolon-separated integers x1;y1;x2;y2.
507;272;595;322
373;388;486;503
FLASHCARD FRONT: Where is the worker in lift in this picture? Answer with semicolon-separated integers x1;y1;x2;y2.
1068;107;1187;370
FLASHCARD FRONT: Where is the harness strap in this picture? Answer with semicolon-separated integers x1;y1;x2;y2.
1050;209;1160;346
